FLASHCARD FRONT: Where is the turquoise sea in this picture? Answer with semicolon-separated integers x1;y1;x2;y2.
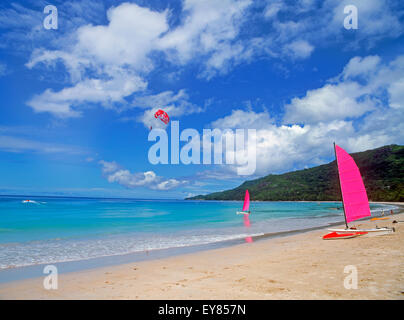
0;195;395;271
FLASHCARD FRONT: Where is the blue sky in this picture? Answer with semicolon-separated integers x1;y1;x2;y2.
0;0;403;199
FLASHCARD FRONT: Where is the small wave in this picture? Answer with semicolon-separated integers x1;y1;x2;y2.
0;232;264;269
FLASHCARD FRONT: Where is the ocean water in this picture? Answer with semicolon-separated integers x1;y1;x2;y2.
0;195;395;270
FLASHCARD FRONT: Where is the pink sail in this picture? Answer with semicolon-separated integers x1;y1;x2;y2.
242;189;250;212
335;145;371;223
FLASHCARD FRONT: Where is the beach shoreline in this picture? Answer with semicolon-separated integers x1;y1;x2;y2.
1;204;403;300
0;202;400;282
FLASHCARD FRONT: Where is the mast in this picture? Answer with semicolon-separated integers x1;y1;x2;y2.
334;142;349;229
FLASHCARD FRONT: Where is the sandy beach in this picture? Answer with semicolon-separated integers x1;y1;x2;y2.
0;206;403;300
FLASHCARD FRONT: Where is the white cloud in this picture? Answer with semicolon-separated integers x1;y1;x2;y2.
284;82;376;124
99;160;119;173
388;78;404;109
155;0;255;79
158;0;252;65
27;1;247;117
328;0;403;44
211;109;273;129
258;0;404;64
25;3;169;118
132;89;205;128
0;135;84;154
76;3;168;69
0;1;106;51
206;54;404;176
340;56;381;80
21;0;404;121
285;54;404;124
99;160;188;190
284;40;314;59
132;89;189;109
26;49;91;83
201;42;248;79
28;0;252;78
206;117;355;176
184;192;197;198
263;1;283;19
27;71;147;117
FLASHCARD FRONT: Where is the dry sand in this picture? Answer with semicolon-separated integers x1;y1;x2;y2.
1;210;403;300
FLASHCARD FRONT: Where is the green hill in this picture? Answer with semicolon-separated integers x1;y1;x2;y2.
187;144;404;202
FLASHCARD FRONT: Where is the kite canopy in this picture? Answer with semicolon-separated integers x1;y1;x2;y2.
154;109;170;125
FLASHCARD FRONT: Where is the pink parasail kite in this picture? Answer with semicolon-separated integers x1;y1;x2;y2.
154;109;170;125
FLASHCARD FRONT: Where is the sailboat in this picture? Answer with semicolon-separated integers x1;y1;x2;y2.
327;143;394;235
236;190;251;215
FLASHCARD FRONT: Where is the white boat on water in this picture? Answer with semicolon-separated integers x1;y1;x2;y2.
22;199;39;204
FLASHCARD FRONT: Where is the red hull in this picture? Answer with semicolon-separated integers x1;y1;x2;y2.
322;231;367;240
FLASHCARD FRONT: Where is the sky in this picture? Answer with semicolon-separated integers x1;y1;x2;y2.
0;0;403;199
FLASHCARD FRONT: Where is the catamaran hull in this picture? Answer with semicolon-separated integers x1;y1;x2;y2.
327;228;394;236
323;232;367;240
